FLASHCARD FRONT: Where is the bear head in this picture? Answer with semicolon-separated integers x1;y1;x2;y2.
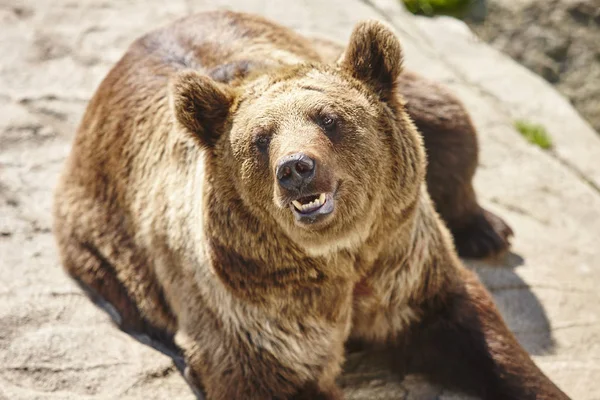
170;20;426;256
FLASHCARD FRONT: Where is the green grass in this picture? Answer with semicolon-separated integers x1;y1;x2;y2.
514;120;553;150
402;0;471;16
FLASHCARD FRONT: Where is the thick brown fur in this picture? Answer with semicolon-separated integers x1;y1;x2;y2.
309;36;513;259
54;10;565;400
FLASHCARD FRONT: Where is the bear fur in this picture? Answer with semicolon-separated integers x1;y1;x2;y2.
53;10;566;400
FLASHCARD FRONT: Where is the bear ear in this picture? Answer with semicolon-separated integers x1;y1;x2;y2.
340;20;403;102
170;70;234;148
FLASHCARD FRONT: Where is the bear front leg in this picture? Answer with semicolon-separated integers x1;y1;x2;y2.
396;268;569;400
175;319;345;400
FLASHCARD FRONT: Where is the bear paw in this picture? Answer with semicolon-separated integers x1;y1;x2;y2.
452;208;514;259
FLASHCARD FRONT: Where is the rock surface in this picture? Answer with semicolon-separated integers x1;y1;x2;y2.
467;0;600;133
1;0;599;399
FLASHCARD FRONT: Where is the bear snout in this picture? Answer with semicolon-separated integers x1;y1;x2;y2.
276;152;316;191
274;152;338;225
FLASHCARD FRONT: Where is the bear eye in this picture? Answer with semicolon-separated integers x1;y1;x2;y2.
319;114;337;133
253;133;271;152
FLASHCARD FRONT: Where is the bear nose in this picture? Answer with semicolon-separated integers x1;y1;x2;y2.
276;153;316;191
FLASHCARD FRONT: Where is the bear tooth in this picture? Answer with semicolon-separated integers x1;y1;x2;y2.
292;195;326;212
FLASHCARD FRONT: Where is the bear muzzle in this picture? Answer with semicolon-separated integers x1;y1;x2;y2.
275;152;338;226
276;152;316;191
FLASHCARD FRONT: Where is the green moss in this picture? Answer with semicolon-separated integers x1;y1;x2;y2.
402;0;471;16
514;120;553;150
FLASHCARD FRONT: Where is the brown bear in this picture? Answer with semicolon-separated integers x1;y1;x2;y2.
53;10;566;400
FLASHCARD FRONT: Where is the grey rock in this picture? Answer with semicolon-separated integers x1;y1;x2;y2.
467;0;600;133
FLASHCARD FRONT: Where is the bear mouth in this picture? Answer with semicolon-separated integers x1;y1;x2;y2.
289;192;335;224
292;193;326;213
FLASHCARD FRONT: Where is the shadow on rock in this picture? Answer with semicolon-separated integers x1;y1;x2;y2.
465;251;556;356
